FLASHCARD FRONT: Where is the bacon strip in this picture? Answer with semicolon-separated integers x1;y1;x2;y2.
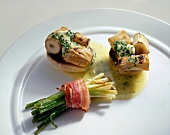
62;79;91;112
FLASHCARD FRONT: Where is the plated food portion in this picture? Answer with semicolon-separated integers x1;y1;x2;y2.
45;27;150;76
108;30;150;75
26;27;150;134
25;73;117;134
45;27;95;72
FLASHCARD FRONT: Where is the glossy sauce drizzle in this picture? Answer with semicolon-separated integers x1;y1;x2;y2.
66;41;148;100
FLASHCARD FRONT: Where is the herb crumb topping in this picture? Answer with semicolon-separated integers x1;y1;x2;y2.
51;30;77;56
114;41;135;57
128;56;138;66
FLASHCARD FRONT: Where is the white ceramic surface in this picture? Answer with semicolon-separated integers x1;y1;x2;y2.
0;9;170;135
1;0;170;58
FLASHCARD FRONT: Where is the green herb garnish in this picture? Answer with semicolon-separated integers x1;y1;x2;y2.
51;33;59;39
128;56;138;66
66;30;75;41
114;41;135;57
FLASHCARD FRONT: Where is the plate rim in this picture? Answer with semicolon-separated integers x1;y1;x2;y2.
0;8;170;60
0;8;170;135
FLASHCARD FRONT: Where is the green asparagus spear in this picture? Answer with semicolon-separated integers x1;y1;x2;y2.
25;73;117;135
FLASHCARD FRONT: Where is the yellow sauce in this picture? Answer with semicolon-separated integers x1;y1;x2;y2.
66;41;148;100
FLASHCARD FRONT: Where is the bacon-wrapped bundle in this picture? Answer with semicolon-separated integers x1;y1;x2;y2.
25;73;117;135
61;79;91;112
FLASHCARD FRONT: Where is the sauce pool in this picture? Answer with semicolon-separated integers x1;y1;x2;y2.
66;41;148;100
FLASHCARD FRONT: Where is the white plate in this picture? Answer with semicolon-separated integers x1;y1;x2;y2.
0;9;170;135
